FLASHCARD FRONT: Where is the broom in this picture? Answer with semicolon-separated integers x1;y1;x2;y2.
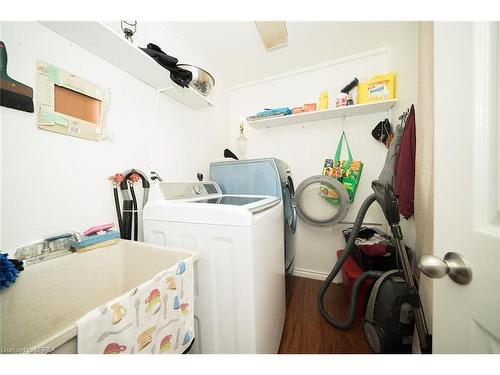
0;41;34;113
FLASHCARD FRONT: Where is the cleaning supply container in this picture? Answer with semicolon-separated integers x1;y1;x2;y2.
319;89;329;110
335;93;349;107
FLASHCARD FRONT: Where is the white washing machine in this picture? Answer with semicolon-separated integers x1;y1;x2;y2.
143;181;285;354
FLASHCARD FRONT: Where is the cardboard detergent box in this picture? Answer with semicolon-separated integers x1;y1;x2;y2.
357;73;396;104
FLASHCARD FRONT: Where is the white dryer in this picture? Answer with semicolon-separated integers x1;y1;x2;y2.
143;181;285;354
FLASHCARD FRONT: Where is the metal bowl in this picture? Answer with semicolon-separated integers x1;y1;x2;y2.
178;64;215;96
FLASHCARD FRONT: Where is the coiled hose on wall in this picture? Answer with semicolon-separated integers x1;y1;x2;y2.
317;193;384;329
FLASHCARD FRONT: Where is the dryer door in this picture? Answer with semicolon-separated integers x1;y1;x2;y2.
295;175;350;227
283;176;297;234
283;175;297;274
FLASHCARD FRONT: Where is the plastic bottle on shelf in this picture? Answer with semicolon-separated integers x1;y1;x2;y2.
319;89;329;110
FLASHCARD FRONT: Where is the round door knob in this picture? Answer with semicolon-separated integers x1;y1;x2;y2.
418;252;472;285
418;255;449;279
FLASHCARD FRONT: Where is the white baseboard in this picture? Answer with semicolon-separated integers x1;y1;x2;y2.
291;267;342;284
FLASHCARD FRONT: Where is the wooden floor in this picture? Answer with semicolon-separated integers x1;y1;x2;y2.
278;276;372;354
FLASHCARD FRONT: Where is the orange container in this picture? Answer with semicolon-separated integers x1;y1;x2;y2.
303;103;317;112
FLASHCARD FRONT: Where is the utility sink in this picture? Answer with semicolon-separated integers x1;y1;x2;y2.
0;240;197;354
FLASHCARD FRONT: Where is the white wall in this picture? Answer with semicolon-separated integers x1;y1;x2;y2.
1;20;419;278
0;22;229;254
228;50;390;280
168;22;416;88
227;26;418;280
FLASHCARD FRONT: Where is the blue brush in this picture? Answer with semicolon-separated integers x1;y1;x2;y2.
1;253;20;290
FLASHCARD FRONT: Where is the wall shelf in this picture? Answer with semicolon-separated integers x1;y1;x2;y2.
159;84;214;109
39;21;214;110
247;99;397;129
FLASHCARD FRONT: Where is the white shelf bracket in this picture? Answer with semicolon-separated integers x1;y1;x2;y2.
156;87;171;109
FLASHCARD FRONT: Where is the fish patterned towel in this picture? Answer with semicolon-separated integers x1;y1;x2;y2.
76;257;194;354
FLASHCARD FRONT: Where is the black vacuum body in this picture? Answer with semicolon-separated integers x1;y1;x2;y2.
363;270;415;353
318;181;430;353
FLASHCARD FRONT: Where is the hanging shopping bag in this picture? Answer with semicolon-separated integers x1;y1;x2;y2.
320;132;363;204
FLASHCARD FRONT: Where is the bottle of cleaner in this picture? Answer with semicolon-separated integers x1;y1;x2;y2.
319;89;329;110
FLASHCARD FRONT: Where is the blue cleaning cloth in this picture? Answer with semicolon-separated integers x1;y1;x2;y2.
1;253;20;290
69;230;120;249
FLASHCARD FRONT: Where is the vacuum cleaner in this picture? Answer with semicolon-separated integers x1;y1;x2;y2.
318;180;431;353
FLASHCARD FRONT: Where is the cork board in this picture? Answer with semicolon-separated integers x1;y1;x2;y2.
36;61;105;142
54;85;101;125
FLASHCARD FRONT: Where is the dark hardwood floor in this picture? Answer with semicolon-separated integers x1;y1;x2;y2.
278;276;372;354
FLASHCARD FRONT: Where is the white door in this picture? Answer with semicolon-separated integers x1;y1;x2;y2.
431;22;500;353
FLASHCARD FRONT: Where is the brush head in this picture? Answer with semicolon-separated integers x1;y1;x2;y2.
0;40;34;113
0;87;34;112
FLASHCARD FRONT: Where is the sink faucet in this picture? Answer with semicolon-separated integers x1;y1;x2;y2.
43;231;82;253
14;231;82;263
40;240;51;255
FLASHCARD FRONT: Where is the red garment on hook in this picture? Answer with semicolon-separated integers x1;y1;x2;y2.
394;105;416;219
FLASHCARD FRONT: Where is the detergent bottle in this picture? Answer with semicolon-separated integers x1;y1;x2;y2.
319;89;329;110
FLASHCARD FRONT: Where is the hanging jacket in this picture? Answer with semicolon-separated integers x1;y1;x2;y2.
378;121;404;187
394;104;416;219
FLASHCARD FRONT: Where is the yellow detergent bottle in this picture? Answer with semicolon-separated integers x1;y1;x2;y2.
319;89;329;110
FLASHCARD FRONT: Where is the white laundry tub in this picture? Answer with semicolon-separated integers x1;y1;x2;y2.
0;240;196;354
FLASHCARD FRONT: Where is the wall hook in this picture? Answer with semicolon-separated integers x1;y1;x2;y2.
121;20;137;43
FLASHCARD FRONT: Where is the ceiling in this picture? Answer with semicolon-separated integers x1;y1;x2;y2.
167;22;415;88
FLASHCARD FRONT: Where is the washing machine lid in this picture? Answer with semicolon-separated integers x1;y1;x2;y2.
143;181;281;226
294;175;350;227
143;195;280;226
189;196;267;206
183;195;280;214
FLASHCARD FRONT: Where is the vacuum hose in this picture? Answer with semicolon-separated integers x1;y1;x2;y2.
119;169;150;241
111;173;125;238
129;183;139;241
113;187;124;237
318;193;382;329
122;200;133;240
